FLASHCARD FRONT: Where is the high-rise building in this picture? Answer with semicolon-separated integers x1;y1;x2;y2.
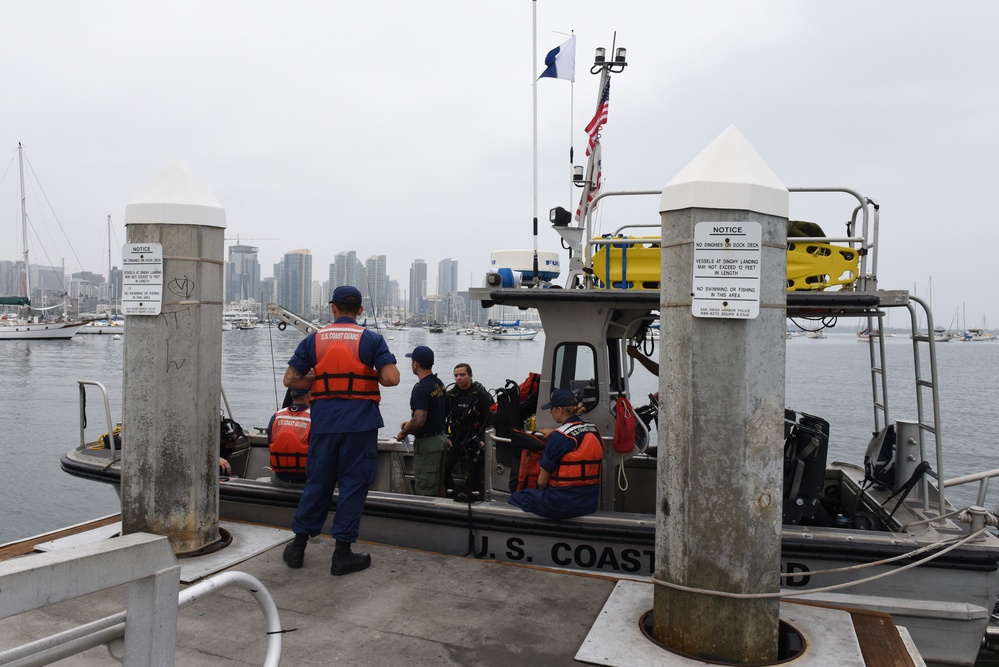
329;251;360;302
276;249;312;315
260;277;276;308
0;260;18;297
437;258;458;297
311;280;324;316
409;259;427;318
225;244;261;303
366;255;387;316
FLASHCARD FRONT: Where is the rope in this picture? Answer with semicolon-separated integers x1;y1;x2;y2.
650;528;987;600
267;318;280;412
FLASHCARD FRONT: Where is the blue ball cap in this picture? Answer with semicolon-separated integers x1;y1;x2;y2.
405;345;435;367
329;285;362;305
540;388;577;410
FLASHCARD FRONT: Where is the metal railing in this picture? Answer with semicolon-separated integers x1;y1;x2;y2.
0;534;283;666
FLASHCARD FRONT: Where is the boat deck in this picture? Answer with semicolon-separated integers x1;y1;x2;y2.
0;518;925;666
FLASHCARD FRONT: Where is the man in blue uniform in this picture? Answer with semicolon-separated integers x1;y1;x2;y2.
281;285;400;575
395;345;447;496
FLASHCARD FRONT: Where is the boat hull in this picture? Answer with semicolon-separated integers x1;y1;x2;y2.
0;321;86;340
61;440;999;666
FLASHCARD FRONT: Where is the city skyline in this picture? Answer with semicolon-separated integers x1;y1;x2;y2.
0;243;478;320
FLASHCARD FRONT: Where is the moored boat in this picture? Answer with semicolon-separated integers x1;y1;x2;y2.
490;327;539;341
1;145;86;341
77;318;126;335
59;85;999;667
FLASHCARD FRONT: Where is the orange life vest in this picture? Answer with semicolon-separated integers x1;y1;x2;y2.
550;421;603;487
310;323;381;401
269;407;311;475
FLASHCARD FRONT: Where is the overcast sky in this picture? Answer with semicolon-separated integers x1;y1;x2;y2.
3;1;997;329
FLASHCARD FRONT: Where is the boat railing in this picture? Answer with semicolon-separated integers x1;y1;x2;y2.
577;186;879;293
77;380;118;463
943;468;999;514
868;297;948;521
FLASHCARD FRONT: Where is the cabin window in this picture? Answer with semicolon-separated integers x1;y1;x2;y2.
552;343;598;412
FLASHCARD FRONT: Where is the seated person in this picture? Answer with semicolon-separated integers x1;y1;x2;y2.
267;388;312;485
508;389;604;520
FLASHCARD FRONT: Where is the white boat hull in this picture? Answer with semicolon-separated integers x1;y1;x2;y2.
0;321;85;340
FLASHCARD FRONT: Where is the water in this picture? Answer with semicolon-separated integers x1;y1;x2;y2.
3;327;999;545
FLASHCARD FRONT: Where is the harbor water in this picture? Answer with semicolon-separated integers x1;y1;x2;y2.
3;326;999;545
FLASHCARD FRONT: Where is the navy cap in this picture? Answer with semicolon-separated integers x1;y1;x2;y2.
329;285;362;305
540;388;577;410
405;345;434;367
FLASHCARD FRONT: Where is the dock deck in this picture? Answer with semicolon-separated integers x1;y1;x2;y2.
0;519;924;666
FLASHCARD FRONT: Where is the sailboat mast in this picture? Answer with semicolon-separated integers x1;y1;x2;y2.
107;214;113;315
18;143;29;301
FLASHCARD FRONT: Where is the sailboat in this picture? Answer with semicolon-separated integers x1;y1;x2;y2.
0;145;86;340
79;215;126;336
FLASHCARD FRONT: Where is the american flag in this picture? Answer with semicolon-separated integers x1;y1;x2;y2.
584;79;610;157
575;140;602;221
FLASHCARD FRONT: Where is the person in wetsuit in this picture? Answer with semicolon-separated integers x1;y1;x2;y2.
443;363;494;497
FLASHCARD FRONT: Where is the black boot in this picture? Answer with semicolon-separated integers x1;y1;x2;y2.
283;533;309;569
331;540;371;576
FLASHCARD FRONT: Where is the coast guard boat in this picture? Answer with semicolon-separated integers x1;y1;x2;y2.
61;83;999;667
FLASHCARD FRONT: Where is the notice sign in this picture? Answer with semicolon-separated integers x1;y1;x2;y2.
691;221;761;319
122;243;164;315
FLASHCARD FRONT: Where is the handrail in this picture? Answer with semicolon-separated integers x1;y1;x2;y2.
0;570;283;666
77;380;118;463
943;468;999;508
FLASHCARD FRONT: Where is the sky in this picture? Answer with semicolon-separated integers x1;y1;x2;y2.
2;1;997;329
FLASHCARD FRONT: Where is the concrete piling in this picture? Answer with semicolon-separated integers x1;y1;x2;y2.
654;126;788;662
120;159;226;555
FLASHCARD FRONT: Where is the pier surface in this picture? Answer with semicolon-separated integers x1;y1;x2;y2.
0;519;929;666
0;527;616;666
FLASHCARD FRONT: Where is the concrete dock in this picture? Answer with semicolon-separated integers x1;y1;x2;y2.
0;523;618;666
0;519;928;666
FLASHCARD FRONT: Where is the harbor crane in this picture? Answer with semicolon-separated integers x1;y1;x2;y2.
224;235;279;245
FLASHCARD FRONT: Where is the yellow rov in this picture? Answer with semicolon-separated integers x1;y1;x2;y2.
588;221;859;291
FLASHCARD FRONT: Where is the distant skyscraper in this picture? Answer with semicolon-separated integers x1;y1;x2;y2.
329;250;361;302
366;255;387;315
276;249;312;315
311;280;323;315
225;244;261;303
409;259;427;317
0;260;18;296
437;258;458;296
260;277;276;307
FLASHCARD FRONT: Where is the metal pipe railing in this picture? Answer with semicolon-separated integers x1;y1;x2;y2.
0;571;283;667
77;380;118;462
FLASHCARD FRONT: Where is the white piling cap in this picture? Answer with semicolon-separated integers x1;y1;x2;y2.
125;158;226;228
661;125;788;218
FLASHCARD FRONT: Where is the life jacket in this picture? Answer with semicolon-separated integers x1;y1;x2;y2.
550;421;603;488
269;406;311;475
310;323;381;401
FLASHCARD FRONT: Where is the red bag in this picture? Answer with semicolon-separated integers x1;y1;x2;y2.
613;396;636;454
518;372;541;402
517;450;544;490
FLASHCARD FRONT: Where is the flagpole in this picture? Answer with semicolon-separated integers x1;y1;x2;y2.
531;0;540;286
568;30;575;211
